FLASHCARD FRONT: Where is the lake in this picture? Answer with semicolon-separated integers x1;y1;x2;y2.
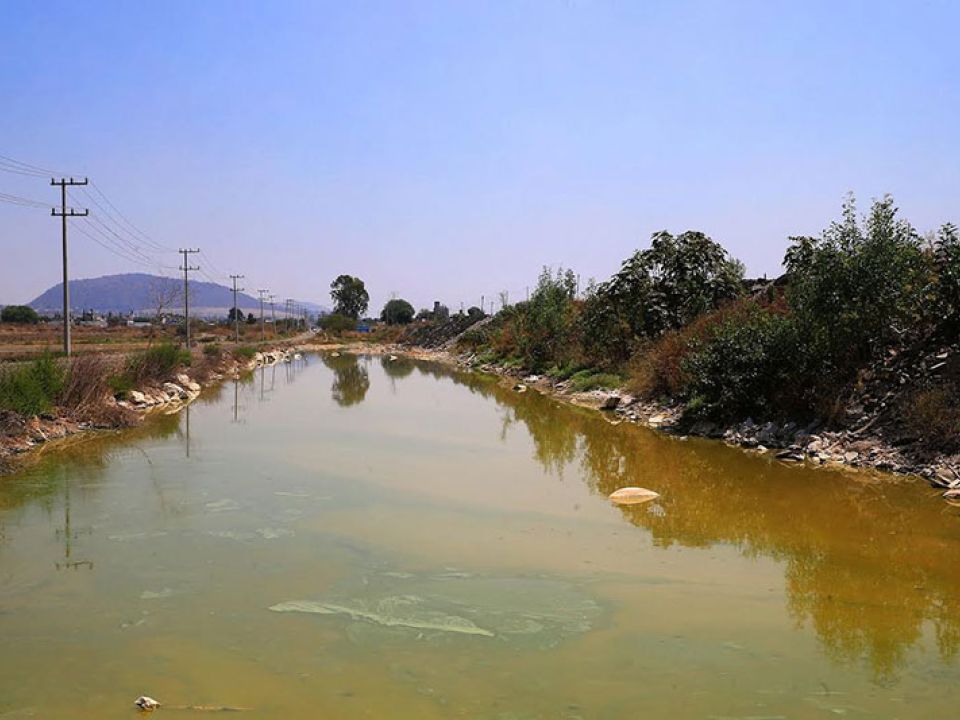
1;352;959;719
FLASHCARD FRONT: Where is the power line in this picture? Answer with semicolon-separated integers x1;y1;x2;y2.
87;181;173;252
0;191;50;209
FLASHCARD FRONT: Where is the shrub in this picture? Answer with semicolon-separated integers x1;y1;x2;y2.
61;354;114;411
934;223;960;339
1;305;40;324
0;352;66;416
320;313;356;334
680;304;810;421
510;267;580;371
122;343;190;386
203;343;222;358
234;345;257;360
902;384;960;451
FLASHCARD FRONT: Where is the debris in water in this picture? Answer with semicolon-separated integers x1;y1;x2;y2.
135;696;161;711
608;487;660;505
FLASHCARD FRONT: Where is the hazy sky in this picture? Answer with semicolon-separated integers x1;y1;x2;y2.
1;0;957;313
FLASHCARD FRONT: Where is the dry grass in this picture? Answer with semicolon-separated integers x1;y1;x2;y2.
903;384;960;451
60;354;119;412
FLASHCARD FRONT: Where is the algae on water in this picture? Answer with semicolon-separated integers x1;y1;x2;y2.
269;570;602;647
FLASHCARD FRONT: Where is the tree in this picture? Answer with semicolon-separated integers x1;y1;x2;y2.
330;275;369;319
1;305;40;324
227;307;244;323
148;279;181;325
246;312;256;325
381;298;415;325
582;230;744;365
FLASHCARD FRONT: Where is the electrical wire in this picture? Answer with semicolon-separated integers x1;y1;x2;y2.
0;191;50;209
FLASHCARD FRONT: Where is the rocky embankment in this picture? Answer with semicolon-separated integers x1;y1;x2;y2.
451;346;960;505
0;346;302;472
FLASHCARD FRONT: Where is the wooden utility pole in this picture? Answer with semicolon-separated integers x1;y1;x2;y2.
268;294;277;337
230;274;244;343
51;177;89;357
179;249;200;348
258;289;268;342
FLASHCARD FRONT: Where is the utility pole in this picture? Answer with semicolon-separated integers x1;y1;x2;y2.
481;295;484;316
230;274;244;343
268;294;277;337
179;249;200;348
257;289;268;342
51;177;89;357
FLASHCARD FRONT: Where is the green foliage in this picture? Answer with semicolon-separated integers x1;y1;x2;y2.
467;306;484;318
582;230;744;366
1;305;40;324
0;352;66;416
934;222;960;339
330;275;369;319
227;307;244;322
203;343;222;358
680;305;806;421
234;345;258;360
567;370;621;393
119;343;191;390
784;194;932;377
246;312;257;324
510;267;579;371
320;313;356;334
380;298;415;325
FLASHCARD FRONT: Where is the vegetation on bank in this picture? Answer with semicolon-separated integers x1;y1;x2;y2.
0;342;259;426
458;195;960;441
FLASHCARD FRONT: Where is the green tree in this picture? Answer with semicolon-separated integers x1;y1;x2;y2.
227;307;244;323
330;275;369;319
513;267;579;370
582;231;744;365
381;298;415;325
784;194;931;375
1;305;40;324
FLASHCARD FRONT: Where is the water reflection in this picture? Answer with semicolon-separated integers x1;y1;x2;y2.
414;360;960;682
322;353;370;407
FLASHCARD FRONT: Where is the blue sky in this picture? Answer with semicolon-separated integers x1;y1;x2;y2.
0;0;957;313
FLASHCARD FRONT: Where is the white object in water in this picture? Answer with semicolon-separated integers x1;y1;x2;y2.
608;487;660;505
134;696;161;711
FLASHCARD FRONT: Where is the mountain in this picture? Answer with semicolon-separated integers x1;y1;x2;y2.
27;273;325;316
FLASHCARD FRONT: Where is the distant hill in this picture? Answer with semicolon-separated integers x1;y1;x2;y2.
27;273;325;316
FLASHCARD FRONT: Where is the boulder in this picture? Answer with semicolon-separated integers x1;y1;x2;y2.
599;394;621;411
128;390;149;406
163;383;188;401
608;487;660;505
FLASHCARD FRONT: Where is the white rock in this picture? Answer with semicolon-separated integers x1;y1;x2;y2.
134;696;161;711
609;487;660;505
128;390;148;405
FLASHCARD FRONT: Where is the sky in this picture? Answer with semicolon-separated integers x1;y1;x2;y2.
0;0;957;314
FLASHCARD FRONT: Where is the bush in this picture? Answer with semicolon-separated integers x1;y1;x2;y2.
234;345;257;360
61;354;114;411
902;384;960;451
510;267;580;371
934;223;960;339
679;304;809;421
1;305;40;324
0;352;66;415
203;343;222;358
320;313;356;334
120;343;190;387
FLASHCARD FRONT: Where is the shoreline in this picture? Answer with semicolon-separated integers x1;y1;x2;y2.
4;337;958;506
0;345;305;475
322;340;960;504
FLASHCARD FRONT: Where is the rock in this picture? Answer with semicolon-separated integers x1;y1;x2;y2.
163;383;188;400
775;449;804;463
648;414;669;426
513;383;527;393
689;420;718;437
599;394;621;411
844;450;859;463
135;696;161;711
128;390;149;406
608;487;660;505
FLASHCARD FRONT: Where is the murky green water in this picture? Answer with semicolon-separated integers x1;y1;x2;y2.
2;353;959;719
